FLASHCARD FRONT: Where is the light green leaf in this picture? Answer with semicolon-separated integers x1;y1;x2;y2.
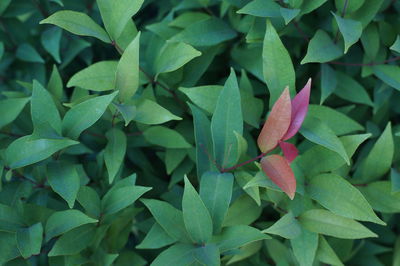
97;0;144;40
40;10;111;43
16;43;44;63
101;186;151;215
307;174;385;225
179;85;222;114
301;30;342;64
291;229;318;266
262;212;301;239
353;123;394;182
280;8;300;24
48;162;80;208
170;18;237;46
67;61;118;91
143;126;191;148
223;195;262;227
45;209;98;241
372;65;400;91
6;135;78;169
47;65;63;100
237;0;281;17
16;223;43;259
359;181;400;213
200;171;233;234
104;128;127;183
137;223;176;249
211;69;243;168
116;32;140;102
263;20;295;105
31;80;62;137
141;199;190;242
308;105;364;135
299;209;377;239
62;91;118;139
316;236;344;266
0;97;30;129
390;35;400;53
134;99;182;125
300;116;350;164
48;224;96;256
155;42;201;76
332;13;362;53
182;176;213;244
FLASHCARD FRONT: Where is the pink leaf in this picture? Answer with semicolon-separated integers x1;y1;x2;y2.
282;78;312;141
257;87;292;153
279;141;298;163
261;154;296;199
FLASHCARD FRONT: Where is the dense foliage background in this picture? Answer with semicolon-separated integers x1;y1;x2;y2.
0;0;399;265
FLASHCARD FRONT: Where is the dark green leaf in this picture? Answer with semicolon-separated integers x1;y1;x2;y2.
104;128;127;183
301;30;342;64
16;223;43;259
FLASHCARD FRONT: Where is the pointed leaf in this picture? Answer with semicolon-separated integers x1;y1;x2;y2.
262;212;301;239
390;35;400;53
283;79;311;140
104;128;127;183
261;154;296;199
16;223;43;259
333;13;363;53
143;126;191;148
0;97;30;129
320;64;337;104
101;186;151;215
134;99;181;124
263;20;295;105
372;65;400;91
279;141;298;163
237;0;281;17
40;10;111;43
301;30;342;64
116;32;140;102
257;88;291;153
291;229;318;266
137;223;176;249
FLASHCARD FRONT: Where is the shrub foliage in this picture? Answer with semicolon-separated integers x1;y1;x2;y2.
0;0;399;265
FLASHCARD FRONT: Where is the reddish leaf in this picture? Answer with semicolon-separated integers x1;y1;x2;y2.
261;154;296;199
257;87;292;153
282;78;312;141
279;141;298;163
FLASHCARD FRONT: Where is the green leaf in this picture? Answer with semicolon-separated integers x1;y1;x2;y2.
308;105;364;135
134;99;182;124
155;42;201;76
180;85;222;114
5;135;78;169
390;35;400;53
280;8;300;24
40;10;111;43
193;244;220;266
263;20;295;105
16;223;43;259
349;0;384;27
48;224;96;256
332;13;362;53
223;195;262;227
45;209;98;241
16;43;44;63
0;0;11;15
101;186;151;215
47;65;63;100
262;212;301;239
0;232;19;265
170;18;237;46
141;199;190;242
320;64;337;104
300;116;350;164
211;69;243;168
47;162;81;208
359;181;400;213
237;0;281;17
104;128;127;183
372;65;400;91
62;91;118;139
41;27;62;63
391;168;400;194
137;223;176;249
67;61;118;91
116;32;140;102
189;104;216;178
307;174;385;225
213;225;269;252
0;97;30;129
143;126;191;148
353;123;394;182
165;149;187;174
316;236;344;266
151;244;196;266
199;172;233;234
298;209;377;239
77;186;101;218
97;0;144;40
291;229;318;266
301;30;342;64
31;80;62;136
182;176;213;244
361;23;380;59
334;72;373;106
300;0;328;14
113;102;136;126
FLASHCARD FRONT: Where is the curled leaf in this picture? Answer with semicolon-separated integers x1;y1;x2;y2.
283;78;311;140
261;154;296;199
257;88;291;153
